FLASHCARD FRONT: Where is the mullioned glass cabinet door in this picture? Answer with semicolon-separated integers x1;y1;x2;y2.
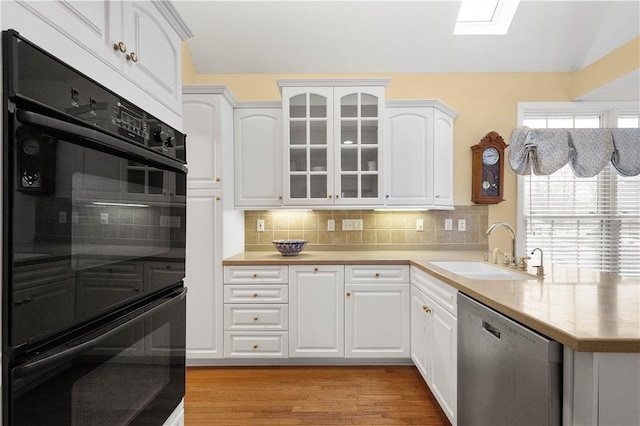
283;87;334;205
334;87;384;205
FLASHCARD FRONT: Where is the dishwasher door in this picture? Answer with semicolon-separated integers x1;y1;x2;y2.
458;293;562;426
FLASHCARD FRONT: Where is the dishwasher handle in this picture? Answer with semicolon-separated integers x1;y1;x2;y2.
482;321;501;340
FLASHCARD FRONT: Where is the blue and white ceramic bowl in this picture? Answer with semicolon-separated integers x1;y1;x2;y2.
273;240;307;256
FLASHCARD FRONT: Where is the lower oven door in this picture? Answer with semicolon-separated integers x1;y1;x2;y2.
9;287;186;426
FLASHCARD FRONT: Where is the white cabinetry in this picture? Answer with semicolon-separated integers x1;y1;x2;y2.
344;266;410;358
223;266;289;358
385;101;457;209
279;80;389;208
564;349;640;426
182;87;243;364
410;267;457;425
289;265;345;357
2;0;190;125
234;103;283;207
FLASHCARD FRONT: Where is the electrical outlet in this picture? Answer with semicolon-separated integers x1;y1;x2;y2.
257;219;265;232
458;219;466;231
327;219;335;232
444;218;453;231
342;219;363;231
416;219;424;231
59;211;67;224
100;212;109;225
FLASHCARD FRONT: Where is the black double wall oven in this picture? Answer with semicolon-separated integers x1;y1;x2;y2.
2;30;187;425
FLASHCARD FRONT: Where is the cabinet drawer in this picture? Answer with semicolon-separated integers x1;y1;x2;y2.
224;304;288;330
223;266;288;284
345;265;410;284
224;285;288;303
411;267;457;316
224;332;288;358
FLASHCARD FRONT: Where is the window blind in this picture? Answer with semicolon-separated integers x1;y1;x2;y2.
522;113;640;277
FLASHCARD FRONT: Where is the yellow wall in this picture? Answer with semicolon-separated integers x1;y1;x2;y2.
181;40;638;253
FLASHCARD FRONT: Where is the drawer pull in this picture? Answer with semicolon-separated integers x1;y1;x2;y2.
253;317;259;321
375;273;380;278
252;344;259;349
422;305;431;314
252;293;258;298
252;273;257;278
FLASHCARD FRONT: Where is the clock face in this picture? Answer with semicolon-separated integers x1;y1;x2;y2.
23;139;41;156
482;147;500;165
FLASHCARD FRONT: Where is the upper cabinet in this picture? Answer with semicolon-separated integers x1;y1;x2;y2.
2;0;191;125
385;101;457;209
279;80;389;208
234;103;283;207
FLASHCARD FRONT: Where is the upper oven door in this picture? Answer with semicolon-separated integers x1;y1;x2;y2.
8;106;187;350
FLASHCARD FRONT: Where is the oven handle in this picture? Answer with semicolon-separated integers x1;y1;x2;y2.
13;288;187;379
15;108;187;174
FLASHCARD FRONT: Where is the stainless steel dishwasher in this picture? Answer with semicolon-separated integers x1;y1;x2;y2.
458;293;562;426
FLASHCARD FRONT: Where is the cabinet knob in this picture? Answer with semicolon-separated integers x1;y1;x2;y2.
375;273;380;278
422;305;431;313
314;267;318;272
165;264;171;269
253;317;259;321
346;292;351;297
215;177;221;182
215;196;221;201
278;195;283;200
435;195;441;199
252;273;258;278
336;194;340;199
328;195;332;199
113;41;127;53
134;288;140;292
252;293;258;298
126;52;138;63
252;344;259;349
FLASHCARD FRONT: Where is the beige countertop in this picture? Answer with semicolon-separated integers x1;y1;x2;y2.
224;250;640;353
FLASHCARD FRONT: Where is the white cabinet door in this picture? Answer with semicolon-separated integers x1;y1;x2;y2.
185;189;223;361
282;87;335;206
429;295;457;425
182;94;225;189
410;286;430;382
234;107;283;206
433;109;454;207
345;283;409;358
333;87;385;206
122;2;181;113
385;107;434;205
289;265;344;357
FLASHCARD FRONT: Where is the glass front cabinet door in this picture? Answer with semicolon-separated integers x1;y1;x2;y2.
281;84;385;207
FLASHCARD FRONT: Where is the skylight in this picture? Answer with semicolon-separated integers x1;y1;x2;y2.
454;0;520;35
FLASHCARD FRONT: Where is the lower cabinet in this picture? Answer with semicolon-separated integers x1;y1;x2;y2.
223;265;290;358
289;265;345;358
411;267;458;426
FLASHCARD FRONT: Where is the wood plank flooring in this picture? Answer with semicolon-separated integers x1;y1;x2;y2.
185;366;451;425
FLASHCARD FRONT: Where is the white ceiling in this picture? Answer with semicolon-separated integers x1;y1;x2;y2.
175;0;640;101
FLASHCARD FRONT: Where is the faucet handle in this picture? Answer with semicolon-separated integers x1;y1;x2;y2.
502;253;512;266
516;256;530;271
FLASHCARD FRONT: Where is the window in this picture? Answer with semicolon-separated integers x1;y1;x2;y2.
518;103;639;277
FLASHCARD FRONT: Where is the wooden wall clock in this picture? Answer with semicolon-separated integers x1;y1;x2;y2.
471;131;508;204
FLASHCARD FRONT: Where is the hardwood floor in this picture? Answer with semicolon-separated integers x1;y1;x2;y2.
185;366;451;425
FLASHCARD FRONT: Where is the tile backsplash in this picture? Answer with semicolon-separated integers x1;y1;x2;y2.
245;206;488;251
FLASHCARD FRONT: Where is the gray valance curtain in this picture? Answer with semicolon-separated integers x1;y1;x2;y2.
509;127;640;177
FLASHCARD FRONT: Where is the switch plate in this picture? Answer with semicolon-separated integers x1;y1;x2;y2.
416;219;424;231
100;212;109;225
327;219;335;232
444;218;453;231
342;219;363;231
257;219;265;232
458;219;466;231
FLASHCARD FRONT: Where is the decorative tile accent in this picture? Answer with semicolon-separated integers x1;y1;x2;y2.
245;206;489;251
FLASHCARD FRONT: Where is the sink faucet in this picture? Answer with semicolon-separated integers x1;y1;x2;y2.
486;222;517;263
531;248;545;276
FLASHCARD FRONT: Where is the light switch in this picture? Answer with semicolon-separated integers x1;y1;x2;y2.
444;218;453;231
100;212;109;225
257;219;265;232
416;219;424;231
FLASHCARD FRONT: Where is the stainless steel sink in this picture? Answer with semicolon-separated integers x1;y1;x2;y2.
429;261;535;280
